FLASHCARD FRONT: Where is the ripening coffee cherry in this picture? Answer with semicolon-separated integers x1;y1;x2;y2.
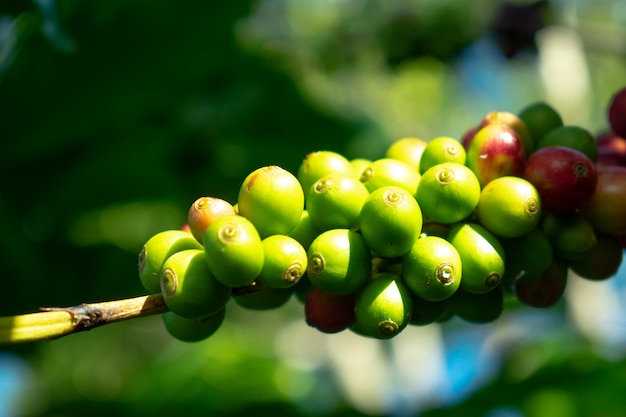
359;186;423;258
233;286;295;310
138;230;204;294
162;308;226;343
187;196;237;244
258;235;307;289
297;151;355;198
360;158;421;196
467;124;526;187
402;235;462;301
447;223;505;294
307;229;371;295
305;287;356;333
354;273;413;339
203;215;264;288
237;165;304;238
160;249;232;319
306;174;370;231
524;146;597;214
478;110;533;156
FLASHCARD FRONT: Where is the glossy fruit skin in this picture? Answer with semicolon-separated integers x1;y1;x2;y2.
233;286;294;310
360;158;421;196
203;215;265;288
305;287;356;333
306;229;371;295
447;223;505;294
138;230;204;294
514;259;568;308
595;131;626;167
385;137;428;171
306;174;370;231
416;162;481;224
570;233;624;281
187;196;237;244
535;125;598;162
523;146;597;214
580;165;626;234
258;235;307;288
402;236;462;301
479;110;533;156
467;124;526;187
350;158;372;179
297;151;355;197
359;186;423;258
237;165;304;238
354;273;413;339
518;101;563;146
160;249;232;319
476;176;542;238
608;87;626;138
162;308;226;343
287;210;320;251
419;136;467;174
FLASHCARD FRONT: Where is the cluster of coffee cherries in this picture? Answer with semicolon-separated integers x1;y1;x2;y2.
138;87;626;342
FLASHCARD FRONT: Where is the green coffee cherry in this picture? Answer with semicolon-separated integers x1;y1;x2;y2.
307;229;371;295
203;215;264;288
350;158;372;179
162;308;226;343
359;186;423;258
354;273;413;339
288;210;321;251
297;151;355;198
160;249;232;318
237;165;304;238
402;235;462;301
234;286;294;310
258;235;307;288
385;137;427;171
306;174;370;231
138;230;204;294
360;158;421;196
416;162;481;224
447;223;505;294
419;136;467;174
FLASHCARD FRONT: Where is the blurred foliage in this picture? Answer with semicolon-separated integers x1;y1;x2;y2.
0;0;625;416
